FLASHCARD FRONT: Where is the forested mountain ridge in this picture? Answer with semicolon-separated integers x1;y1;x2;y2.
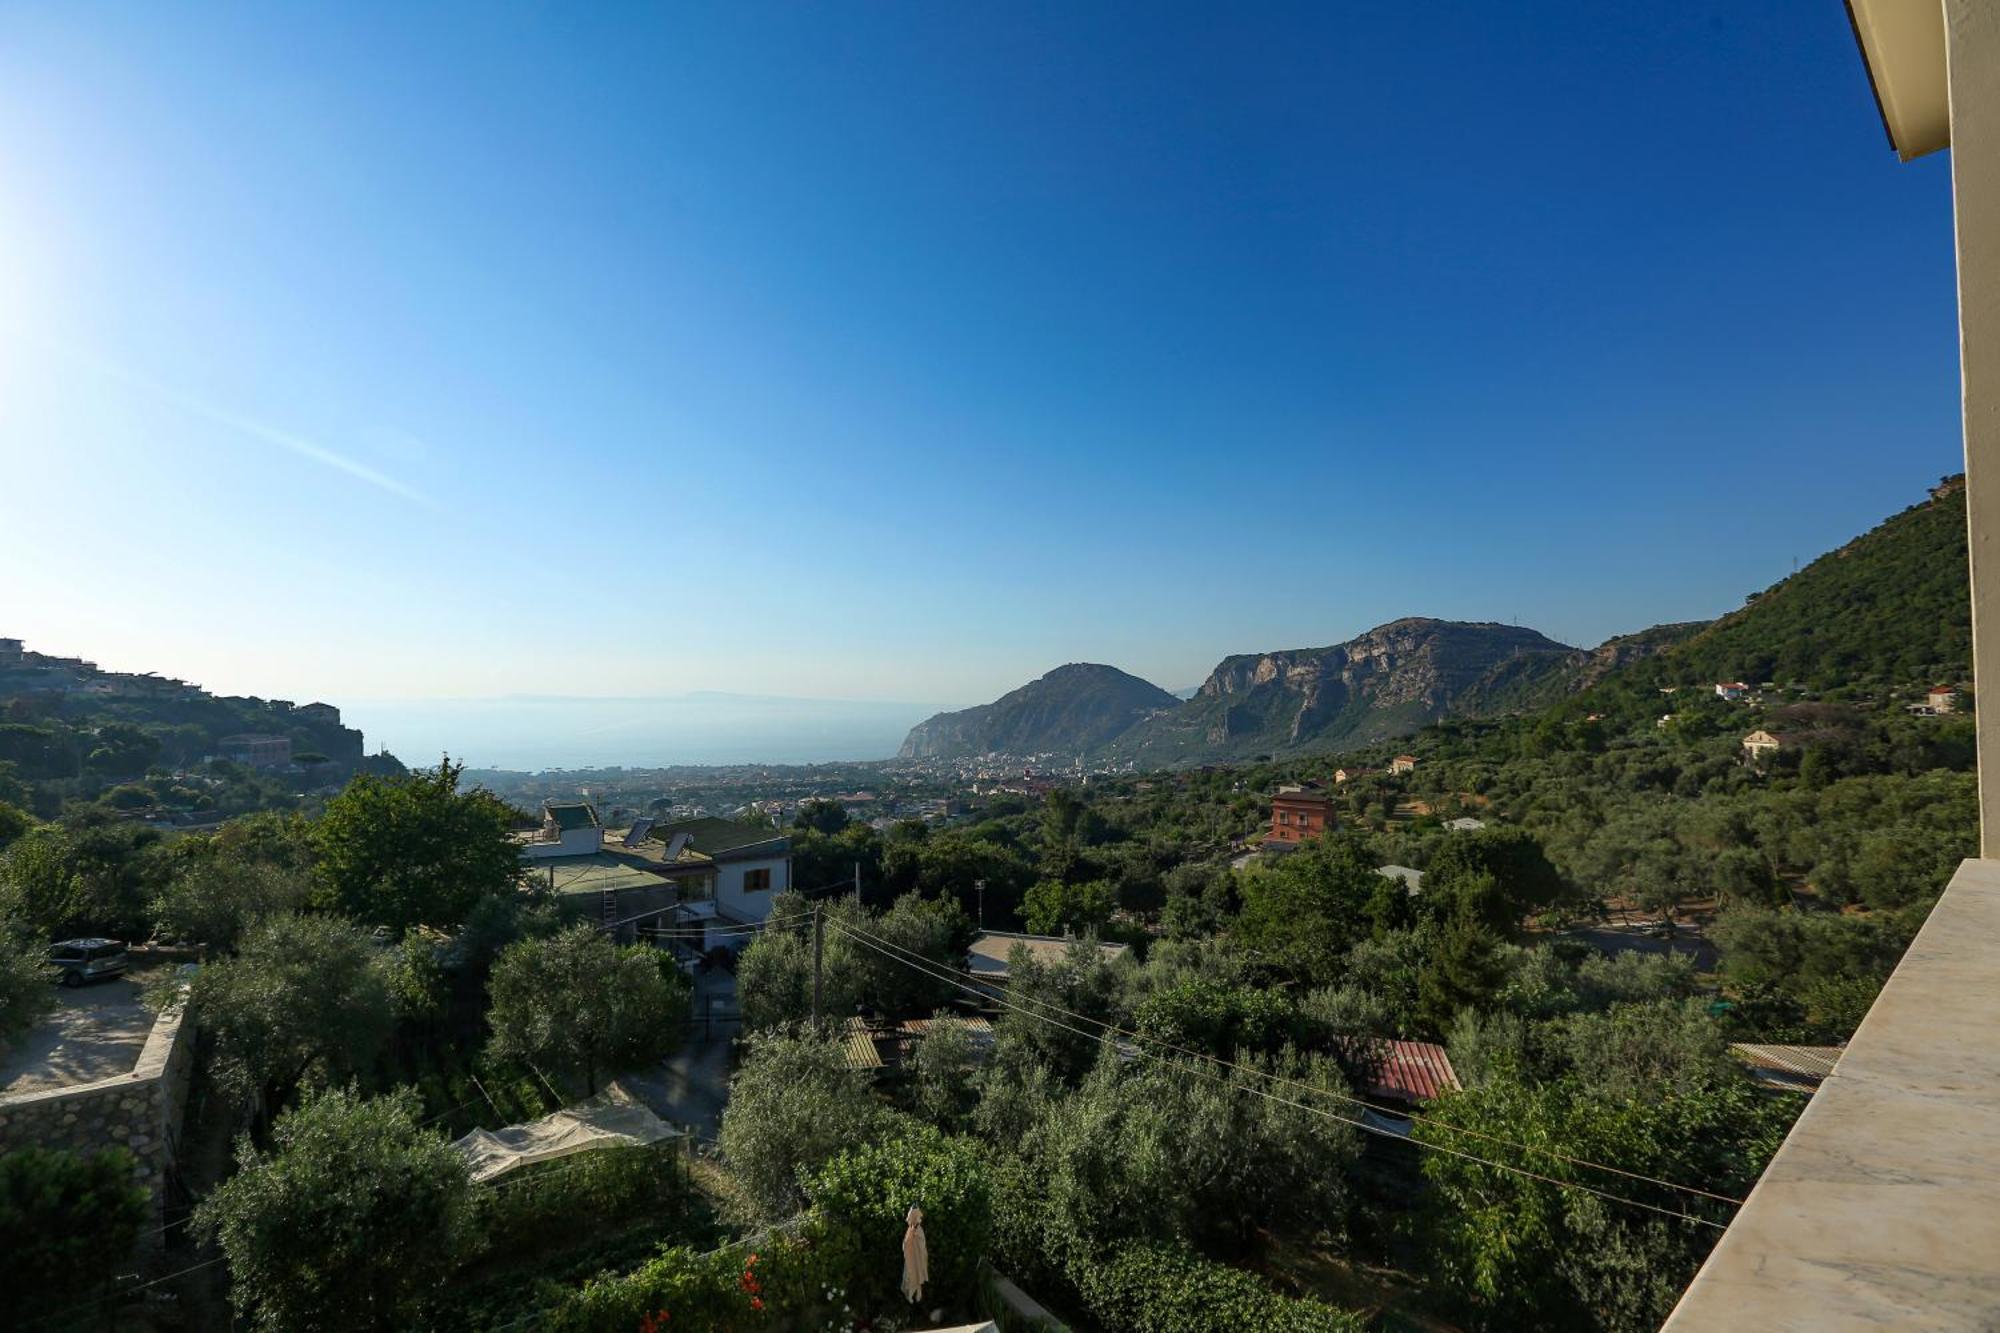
898;663;1178;760
1632;476;1970;691
1104;618;1579;764
1448;620;1711;718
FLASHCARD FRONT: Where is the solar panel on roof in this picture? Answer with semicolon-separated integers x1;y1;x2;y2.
663;832;691;860
622;817;655;847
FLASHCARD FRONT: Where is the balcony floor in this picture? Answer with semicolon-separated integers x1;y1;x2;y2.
1664;857;2000;1330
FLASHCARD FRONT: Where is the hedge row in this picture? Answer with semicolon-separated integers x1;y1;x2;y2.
1073;1240;1366;1333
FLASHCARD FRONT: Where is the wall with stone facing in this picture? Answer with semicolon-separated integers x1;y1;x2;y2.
0;1005;195;1251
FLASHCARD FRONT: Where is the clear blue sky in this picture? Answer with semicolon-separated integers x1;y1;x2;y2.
0;2;1962;711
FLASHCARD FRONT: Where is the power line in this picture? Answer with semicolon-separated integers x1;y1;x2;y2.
22;1255;228;1331
825;919;1730;1230
835;916;1743;1208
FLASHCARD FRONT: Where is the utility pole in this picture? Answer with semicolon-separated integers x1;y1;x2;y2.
974;878;986;930
853;860;862;904
811;904;824;1034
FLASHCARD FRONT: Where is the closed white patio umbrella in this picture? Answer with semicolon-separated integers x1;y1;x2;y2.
901;1204;929;1304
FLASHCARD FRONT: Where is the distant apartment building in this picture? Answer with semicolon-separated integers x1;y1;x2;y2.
218;734;292;769
0;637;21;667
1268;784;1333;845
297;701;342;726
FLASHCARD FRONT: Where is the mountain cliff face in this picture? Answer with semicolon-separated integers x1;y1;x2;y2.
898;663;1179;760
1104;618;1578;764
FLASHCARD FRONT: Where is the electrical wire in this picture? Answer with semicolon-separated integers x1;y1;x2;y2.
20;1255;228;1331
832;915;1746;1207
825;918;1731;1230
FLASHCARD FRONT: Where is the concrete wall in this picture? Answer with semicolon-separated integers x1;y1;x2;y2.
0;1004;196;1251
522;825;603;859
1952;0;2000;855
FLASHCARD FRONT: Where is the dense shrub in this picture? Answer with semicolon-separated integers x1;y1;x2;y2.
804;1125;992;1313
0;1147;149;1325
1074;1240;1364;1333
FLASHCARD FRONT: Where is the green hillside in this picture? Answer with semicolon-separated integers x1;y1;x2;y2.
1644;477;1969;691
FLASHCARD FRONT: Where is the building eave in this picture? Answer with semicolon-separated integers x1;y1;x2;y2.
1846;0;1950;161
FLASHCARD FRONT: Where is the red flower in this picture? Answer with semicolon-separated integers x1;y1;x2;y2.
750;1297;764;1311
638;1311;671;1333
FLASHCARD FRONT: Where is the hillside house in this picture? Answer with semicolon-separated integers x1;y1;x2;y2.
1389;754;1418;775
1268;784;1333;845
654;817;793;951
1927;684;1959;714
520;812;713;943
218;734;291;769
1715;681;1751;701
297;701;342;725
1742;730;1793;761
1445;817;1486;832
1334;766;1378;784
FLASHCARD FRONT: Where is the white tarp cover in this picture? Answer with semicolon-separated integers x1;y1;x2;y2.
452;1079;681;1183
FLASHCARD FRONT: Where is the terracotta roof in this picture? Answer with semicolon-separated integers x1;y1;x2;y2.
841;1014;995;1072
1341;1037;1459;1103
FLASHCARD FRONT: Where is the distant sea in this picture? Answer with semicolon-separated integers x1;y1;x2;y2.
339;693;940;771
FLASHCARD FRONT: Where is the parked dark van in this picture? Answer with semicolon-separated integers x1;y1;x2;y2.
46;938;130;987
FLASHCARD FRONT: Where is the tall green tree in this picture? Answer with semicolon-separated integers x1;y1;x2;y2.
186;913;396;1111
1022;877;1117;936
0;799;33;851
0;914;54;1046
1414;1072;1790;1331
312;758;520;931
1232;833;1383;984
717;1029;890;1220
149;858;312;957
195;1086;473;1333
486;923;687;1094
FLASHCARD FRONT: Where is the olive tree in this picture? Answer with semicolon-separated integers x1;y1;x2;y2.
186;913;395;1112
195;1086;473;1332
486;923;687;1095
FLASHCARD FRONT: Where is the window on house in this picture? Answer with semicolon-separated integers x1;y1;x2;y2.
743;868;772;893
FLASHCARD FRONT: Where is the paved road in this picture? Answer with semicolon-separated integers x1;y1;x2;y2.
625;968;740;1139
0;977;154;1095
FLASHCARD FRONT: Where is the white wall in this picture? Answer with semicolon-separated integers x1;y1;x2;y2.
520;826;603;860
715;853;791;922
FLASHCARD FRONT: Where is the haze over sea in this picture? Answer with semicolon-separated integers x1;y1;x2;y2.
341;694;939;771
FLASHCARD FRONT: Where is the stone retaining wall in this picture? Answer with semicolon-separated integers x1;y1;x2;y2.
0;1004;195;1249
